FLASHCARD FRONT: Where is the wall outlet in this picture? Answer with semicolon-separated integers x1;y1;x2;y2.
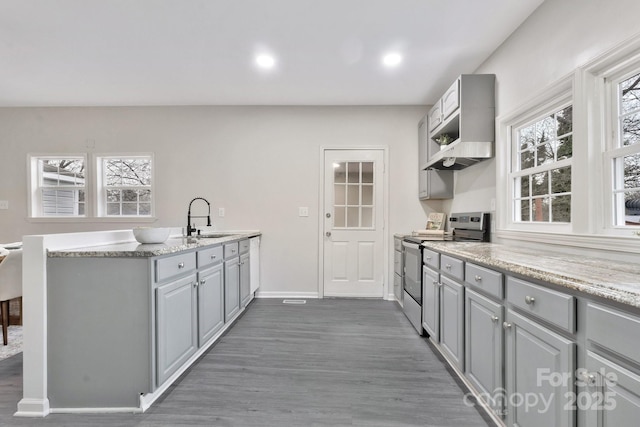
218;207;225;217
0;200;8;210
299;207;309;217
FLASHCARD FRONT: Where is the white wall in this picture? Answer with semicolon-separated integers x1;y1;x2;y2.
0;106;438;296
443;0;640;218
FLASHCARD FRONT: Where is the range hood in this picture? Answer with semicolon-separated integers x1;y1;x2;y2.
425;139;494;170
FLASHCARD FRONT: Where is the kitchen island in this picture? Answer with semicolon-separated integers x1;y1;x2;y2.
16;229;260;417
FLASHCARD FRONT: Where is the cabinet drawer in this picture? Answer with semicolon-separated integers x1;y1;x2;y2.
394;250;402;276
224;242;239;259
586;303;640;363
239;239;250;254
507;277;575;333
156;252;197;283
442;79;460;119
422;248;440;270
440;255;464;281
197;245;223;268
465;262;503;300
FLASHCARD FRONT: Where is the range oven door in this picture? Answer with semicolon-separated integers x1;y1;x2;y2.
402;241;421;305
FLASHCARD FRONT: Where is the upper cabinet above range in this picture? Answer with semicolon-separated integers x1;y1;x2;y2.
424;74;495;170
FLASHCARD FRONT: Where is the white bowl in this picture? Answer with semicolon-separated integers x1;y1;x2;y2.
133;227;171;244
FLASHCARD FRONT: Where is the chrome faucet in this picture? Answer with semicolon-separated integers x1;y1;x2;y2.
186;197;211;237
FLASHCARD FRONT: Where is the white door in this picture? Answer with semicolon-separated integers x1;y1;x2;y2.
322;149;385;297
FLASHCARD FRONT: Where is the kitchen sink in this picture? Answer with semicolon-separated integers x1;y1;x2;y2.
198;232;237;239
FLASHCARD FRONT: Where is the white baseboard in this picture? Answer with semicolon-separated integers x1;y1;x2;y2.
255;291;319;299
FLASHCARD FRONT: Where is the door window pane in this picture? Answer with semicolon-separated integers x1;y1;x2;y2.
332;161;376;229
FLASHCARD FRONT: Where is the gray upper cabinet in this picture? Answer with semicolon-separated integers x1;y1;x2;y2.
156;273;198;386
465;288;503;416
418;113;454;200
425;74;495;170
504;309;575;427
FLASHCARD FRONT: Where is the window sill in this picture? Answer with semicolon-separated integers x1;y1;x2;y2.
27;216;158;224
495;229;640;254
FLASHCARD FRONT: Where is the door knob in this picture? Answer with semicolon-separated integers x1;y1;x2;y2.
503;322;512;330
491;315;499;323
326;231;332;237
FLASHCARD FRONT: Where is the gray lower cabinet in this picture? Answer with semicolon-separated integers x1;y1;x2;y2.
422;265;439;339
240;251;251;308
439;275;464;369
584;351;640;427
465;288;503;415
504;308;575;427
584;302;640;426
224;257;240;321
156;273;198;385
197;262;224;346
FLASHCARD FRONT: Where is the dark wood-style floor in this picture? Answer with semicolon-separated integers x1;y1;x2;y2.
0;299;492;426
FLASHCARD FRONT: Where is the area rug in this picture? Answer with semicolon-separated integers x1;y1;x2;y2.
0;326;23;361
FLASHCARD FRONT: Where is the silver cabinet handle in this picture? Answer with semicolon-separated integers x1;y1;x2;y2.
210;255;217;260
491;315;499;323
193;281;198;288
474;275;482;282
503;322;512;330
525;295;536;305
178;262;185;269
326;231;332;237
200;279;206;285
445;264;452;269
425;256;431;261
432;280;439;286
231;249;236;253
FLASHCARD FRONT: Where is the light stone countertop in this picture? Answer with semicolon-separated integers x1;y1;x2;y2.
47;231;261;258
421;241;640;309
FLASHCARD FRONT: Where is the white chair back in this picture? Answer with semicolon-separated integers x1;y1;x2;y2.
0;249;22;301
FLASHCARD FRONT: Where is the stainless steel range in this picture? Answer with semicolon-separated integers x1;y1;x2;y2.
401;212;490;334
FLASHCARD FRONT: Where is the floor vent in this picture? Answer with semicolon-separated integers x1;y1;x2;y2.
282;299;307;304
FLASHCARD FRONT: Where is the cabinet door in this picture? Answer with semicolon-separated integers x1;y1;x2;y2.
504;309;575;427
418;116;428;169
465;289;503;416
439;275;464;369
240;252;251;307
419;169;453;200
422;266;439;339
584;351;640;427
198;263;224;346
156;274;198;385
224;257;240;322
442;78;460;120
428;101;443;134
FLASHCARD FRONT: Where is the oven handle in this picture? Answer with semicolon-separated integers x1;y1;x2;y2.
402;242;420;250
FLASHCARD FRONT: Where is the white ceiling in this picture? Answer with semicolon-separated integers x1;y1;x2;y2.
0;0;544;107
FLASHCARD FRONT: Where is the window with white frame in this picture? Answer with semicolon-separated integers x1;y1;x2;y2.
97;155;153;217
512;104;573;224
607;70;640;228
28;154;153;219
30;156;86;217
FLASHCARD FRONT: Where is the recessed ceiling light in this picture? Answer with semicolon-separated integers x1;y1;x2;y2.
382;53;402;67
255;54;275;69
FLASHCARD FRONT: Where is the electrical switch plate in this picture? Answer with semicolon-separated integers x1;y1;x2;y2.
218;208;225;217
0;200;8;210
299;207;309;217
